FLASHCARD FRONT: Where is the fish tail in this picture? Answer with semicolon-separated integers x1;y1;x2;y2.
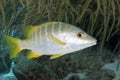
3;35;23;59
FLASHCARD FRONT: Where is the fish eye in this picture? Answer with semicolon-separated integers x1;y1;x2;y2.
77;32;84;38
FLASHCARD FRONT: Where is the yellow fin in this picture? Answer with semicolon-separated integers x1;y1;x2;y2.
39;22;58;27
48;34;66;45
3;35;23;59
50;54;64;59
23;26;38;38
23;22;59;38
26;50;42;59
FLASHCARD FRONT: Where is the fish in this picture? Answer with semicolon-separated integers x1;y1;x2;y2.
3;22;97;59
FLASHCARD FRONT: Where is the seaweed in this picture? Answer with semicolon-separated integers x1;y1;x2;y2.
0;0;120;73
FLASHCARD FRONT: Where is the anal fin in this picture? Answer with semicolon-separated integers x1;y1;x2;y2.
50;54;64;59
26;50;42;59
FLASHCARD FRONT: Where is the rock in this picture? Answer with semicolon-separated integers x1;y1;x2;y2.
67;74;80;80
13;48;102;80
87;69;115;80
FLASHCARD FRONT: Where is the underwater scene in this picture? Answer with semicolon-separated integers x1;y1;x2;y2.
0;0;120;80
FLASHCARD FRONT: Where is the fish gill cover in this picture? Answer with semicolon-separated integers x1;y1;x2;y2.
0;0;120;80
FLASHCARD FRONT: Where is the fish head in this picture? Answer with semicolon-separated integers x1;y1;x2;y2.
63;26;97;52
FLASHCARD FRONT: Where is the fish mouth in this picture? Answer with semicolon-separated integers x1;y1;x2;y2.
91;40;97;45
68;40;97;52
88;37;97;45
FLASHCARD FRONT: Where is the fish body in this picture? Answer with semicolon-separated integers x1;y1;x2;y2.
3;22;97;59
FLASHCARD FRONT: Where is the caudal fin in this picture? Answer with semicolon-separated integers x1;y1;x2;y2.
3;35;23;59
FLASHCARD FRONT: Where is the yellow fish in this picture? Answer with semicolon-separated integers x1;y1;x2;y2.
3;22;97;59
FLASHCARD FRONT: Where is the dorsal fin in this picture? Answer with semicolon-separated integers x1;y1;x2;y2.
23;22;59;38
39;22;59;26
23;26;38;38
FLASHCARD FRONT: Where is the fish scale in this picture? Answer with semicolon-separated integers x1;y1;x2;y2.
27;23;67;54
3;22;97;59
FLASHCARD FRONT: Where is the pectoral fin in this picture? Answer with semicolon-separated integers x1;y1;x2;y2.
48;34;66;45
50;54;64;59
26;50;42;59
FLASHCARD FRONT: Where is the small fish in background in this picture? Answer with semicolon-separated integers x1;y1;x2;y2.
3;22;97;59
